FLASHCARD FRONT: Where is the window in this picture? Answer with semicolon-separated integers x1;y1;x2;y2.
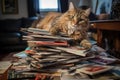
39;0;58;12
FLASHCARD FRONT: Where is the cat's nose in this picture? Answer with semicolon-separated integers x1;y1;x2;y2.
71;23;77;27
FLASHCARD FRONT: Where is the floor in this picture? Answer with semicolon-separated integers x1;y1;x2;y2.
0;52;19;61
0;53;9;61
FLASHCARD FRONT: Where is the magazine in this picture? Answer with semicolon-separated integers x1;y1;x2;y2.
90;56;116;65
30;34;73;41
55;46;87;57
27;28;51;35
76;64;114;75
0;61;12;74
27;41;69;47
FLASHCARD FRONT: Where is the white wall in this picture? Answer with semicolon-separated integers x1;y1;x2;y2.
0;0;28;19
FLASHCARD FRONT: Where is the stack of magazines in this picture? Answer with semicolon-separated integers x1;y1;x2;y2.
22;28;74;47
10;28;119;80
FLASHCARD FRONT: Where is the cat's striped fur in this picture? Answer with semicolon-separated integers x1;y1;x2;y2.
32;2;91;48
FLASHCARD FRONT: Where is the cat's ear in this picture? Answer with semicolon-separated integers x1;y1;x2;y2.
68;2;75;11
85;8;91;16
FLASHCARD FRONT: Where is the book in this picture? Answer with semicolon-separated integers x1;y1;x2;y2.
35;73;61;80
27;28;51;35
13;51;28;58
29;35;73;41
91;45;106;52
111;66;120;77
27;41;69;47
90;56;116;65
61;72;90;80
0;61;12;74
76;64;114;75
22;28;73;41
55;46;87;57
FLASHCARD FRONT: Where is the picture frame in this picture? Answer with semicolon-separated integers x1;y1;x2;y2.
1;0;18;14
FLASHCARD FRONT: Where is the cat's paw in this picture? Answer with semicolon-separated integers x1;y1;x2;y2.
80;39;92;49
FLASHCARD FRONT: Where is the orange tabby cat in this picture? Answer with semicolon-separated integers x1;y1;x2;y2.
32;2;91;49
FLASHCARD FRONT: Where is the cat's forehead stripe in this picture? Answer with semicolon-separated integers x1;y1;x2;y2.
75;10;87;18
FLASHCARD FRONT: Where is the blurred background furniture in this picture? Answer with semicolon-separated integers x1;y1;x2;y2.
91;20;120;58
0;17;36;53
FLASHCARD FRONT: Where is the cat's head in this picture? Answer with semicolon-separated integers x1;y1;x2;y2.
62;2;91;41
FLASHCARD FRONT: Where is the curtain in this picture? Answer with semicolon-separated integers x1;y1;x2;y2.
58;0;68;13
111;0;120;19
27;0;39;17
27;0;69;17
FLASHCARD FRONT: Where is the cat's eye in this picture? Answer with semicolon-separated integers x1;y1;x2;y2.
70;16;74;19
68;15;74;19
77;19;84;24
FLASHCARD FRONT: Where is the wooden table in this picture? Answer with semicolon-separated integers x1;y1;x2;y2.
0;71;8;80
90;20;120;54
0;61;12;80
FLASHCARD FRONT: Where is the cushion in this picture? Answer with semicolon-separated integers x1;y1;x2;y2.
0;19;22;32
0;33;21;45
21;18;35;28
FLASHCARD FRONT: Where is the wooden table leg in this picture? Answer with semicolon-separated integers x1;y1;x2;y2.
97;29;102;47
